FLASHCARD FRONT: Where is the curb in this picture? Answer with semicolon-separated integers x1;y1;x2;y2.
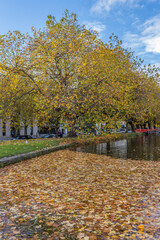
0;142;76;168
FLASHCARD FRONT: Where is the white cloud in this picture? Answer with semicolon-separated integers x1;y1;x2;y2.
142;15;160;36
141;15;160;53
91;0;140;13
123;32;142;49
142;36;160;53
124;15;160;54
83;21;106;33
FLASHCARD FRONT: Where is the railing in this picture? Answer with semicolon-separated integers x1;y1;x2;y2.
136;128;160;133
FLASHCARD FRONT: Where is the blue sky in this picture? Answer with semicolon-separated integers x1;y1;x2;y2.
0;0;160;66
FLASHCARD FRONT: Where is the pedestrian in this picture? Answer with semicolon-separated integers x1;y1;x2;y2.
57;129;61;138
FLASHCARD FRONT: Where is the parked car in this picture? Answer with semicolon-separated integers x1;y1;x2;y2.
120;127;126;133
13;135;33;140
127;130;132;133
41;134;55;138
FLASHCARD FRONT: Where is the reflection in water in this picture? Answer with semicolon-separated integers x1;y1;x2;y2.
72;135;160;161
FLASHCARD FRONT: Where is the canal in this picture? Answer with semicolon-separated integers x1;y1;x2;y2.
71;134;160;161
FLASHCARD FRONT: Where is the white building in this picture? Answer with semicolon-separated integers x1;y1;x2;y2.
0;120;39;140
0;120;68;140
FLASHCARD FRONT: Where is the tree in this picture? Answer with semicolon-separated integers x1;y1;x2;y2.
0;12;160;135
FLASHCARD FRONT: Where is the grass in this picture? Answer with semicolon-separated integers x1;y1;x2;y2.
0;138;68;158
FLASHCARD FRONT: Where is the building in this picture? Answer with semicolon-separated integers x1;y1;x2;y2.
0;120;68;140
0;120;39;140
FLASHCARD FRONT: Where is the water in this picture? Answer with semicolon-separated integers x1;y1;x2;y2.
71;134;160;161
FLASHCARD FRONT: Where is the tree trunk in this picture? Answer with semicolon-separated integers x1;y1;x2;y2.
126;122;129;133
24;125;28;135
153;120;156;129
67;119;77;137
130;121;135;132
148;122;151;129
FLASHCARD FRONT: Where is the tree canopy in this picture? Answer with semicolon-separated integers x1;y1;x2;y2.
0;10;160;133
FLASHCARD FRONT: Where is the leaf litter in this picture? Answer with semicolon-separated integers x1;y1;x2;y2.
0;150;160;239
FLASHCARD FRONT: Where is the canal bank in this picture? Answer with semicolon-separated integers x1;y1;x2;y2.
0;133;139;167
